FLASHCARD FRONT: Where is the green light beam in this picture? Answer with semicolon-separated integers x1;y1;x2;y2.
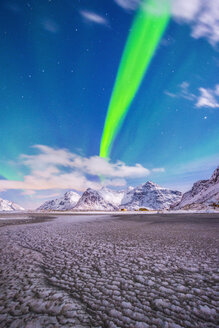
100;0;170;158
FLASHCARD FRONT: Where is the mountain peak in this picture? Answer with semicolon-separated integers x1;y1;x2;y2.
74;188;117;211
142;181;161;189
210;165;219;183
64;190;79;197
37;190;80;211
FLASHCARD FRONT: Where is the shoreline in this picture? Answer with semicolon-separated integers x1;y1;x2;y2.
0;208;219;216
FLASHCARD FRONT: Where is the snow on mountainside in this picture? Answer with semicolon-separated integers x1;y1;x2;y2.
37;191;80;211
173;166;219;210
74;188;117;211
0;197;24;211
121;181;182;210
99;187;133;207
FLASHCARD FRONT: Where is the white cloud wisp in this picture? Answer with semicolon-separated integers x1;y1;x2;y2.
80;11;108;26
196;85;219;108
165;82;219;109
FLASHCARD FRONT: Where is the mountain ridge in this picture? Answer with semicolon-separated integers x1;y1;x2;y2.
0;197;24;211
172;166;219;210
38;181;182;211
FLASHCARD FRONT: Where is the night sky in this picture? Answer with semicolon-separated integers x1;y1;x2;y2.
0;0;219;208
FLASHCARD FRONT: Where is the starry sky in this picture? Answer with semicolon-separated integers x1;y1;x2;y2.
0;0;219;208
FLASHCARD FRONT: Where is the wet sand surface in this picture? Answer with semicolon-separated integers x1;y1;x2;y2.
0;213;218;328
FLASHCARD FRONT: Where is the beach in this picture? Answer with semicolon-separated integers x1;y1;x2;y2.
0;213;218;328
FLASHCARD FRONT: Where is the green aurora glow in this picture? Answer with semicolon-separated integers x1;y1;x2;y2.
100;0;170;158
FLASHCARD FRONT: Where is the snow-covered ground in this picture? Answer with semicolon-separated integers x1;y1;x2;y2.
0;213;218;327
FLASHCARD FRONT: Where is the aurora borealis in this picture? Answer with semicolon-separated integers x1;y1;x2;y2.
0;0;219;208
100;0;170;158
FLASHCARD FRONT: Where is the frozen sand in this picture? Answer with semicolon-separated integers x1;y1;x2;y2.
0;213;218;328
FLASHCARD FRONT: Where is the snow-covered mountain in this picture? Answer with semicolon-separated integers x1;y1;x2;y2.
121;181;182;210
38;191;80;211
172;166;219;210
0;197;24;211
37;183;182;211
74;188;117;211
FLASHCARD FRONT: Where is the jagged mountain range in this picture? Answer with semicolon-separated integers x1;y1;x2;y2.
38;166;219;211
172;166;219;210
0;197;24;212
1;166;218;212
38;181;182;211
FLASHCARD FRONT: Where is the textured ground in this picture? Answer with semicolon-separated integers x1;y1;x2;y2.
0;213;218;328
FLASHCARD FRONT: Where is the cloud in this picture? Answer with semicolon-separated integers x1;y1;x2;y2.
171;0;201;21
114;0;219;45
151;168;165;173
41;18;60;33
165;81;196;101
196;86;219;108
0;145;161;193
0;172;99;193
70;155;150;178
165;82;219;108
171;0;219;45
102;178;127;187
189;1;219;46
5;2;21;13
114;0;140;11
179;82;196;101
215;84;219;96
22;190;36;196
21;145;149;179
34;193;61;199
80;10;108;26
164;91;177;98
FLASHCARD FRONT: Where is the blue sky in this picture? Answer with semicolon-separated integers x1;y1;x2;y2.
0;0;218;208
